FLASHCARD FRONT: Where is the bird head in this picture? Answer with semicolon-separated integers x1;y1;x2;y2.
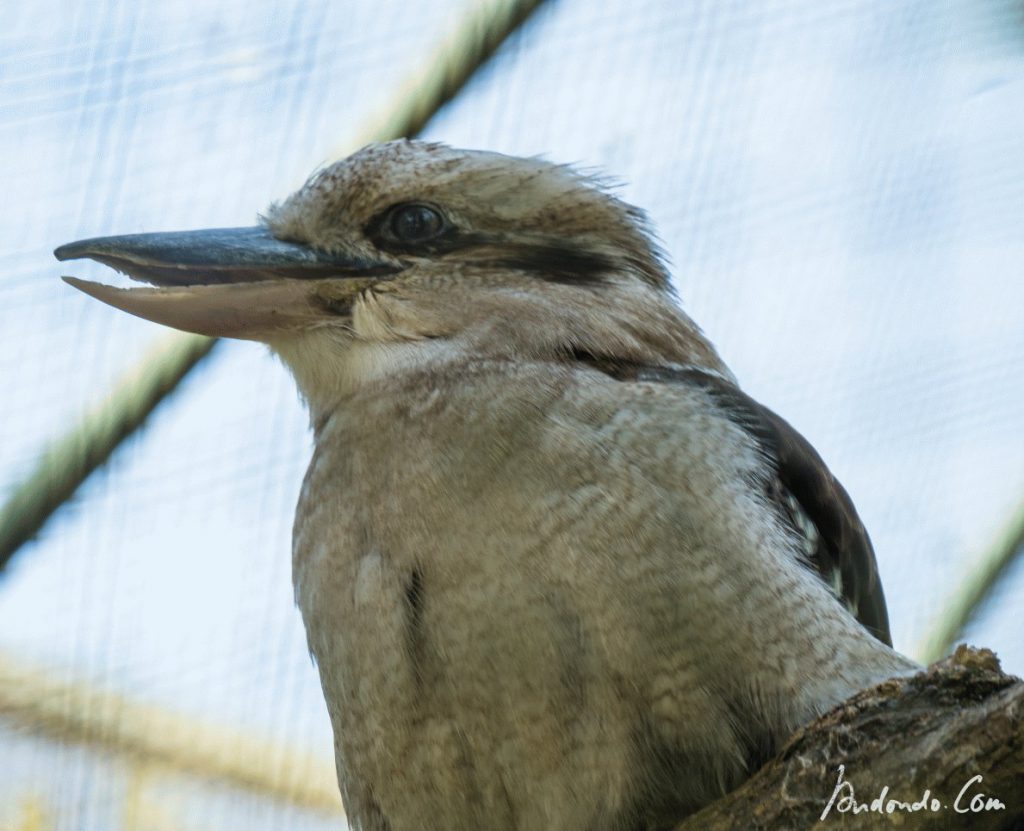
57;140;725;410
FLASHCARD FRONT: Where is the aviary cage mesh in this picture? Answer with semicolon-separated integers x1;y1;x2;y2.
2;0;1023;828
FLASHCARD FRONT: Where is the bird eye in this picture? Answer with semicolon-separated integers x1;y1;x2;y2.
388;203;445;244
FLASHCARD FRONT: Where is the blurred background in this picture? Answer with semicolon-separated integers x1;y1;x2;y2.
2;0;1023;827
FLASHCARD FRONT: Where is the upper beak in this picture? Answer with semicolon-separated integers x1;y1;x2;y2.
55;226;399;339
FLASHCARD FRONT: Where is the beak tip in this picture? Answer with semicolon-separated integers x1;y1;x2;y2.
61;275;106;300
54;241;86;262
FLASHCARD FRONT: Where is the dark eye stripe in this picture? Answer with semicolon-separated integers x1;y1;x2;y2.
487;242;615;286
365;203;619;285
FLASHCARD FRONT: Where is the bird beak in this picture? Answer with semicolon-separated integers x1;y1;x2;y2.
55;226;399;339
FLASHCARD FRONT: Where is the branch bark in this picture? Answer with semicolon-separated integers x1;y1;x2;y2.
675;646;1023;830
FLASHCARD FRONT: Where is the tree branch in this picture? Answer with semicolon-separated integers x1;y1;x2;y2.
675;646;1023;830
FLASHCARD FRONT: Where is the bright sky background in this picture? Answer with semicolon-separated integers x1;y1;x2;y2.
2;0;1023;827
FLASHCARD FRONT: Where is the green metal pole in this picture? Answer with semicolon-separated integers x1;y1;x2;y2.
917;498;1024;663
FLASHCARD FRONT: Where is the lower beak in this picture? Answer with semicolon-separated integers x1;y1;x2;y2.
55;226;399;339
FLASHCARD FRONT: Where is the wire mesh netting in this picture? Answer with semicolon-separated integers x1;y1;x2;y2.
2;0;1023;828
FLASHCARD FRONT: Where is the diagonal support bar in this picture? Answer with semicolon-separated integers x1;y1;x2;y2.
917;497;1024;663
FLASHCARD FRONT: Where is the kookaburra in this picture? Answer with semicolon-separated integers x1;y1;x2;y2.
57;140;917;830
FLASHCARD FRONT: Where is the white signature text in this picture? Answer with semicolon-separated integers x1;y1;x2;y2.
820;765;1006;821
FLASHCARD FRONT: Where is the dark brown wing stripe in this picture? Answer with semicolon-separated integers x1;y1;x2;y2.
577;358;893;647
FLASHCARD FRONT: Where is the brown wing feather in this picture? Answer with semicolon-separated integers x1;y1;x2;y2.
577;357;893;646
